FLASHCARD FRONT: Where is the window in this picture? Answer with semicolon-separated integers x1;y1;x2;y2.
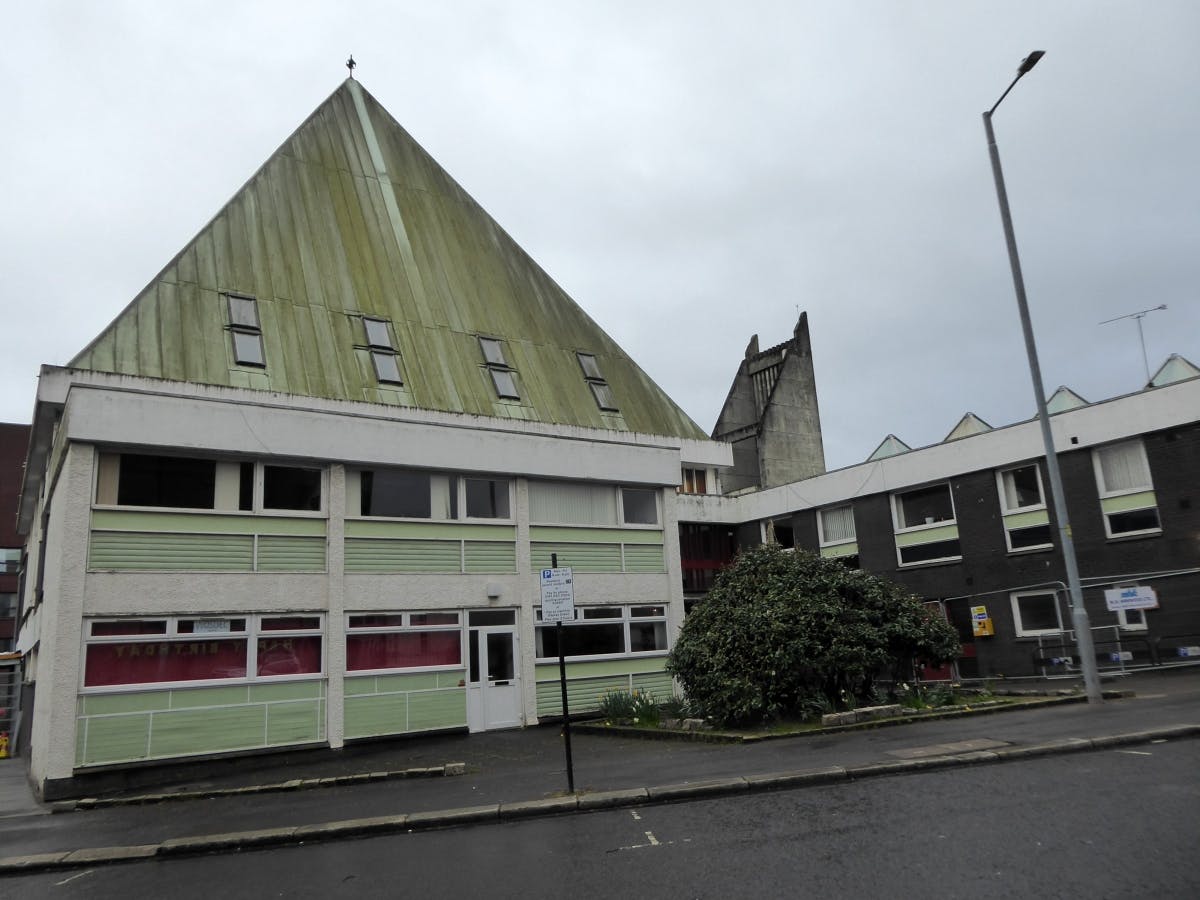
892;483;960;565
97;453;324;514
1010;591;1062;637
479;337;519;400
534;605;667;659
346;611;462;672
818;506;856;545
363;317;403;385
357;468;511;521
529;481;658;527
997;464;1053;552
1000;465;1044;511
764;518;795;549
894;484;955;528
577;352;617;411
115;454;217;509
263;465;322;511
621;488;658;525
1092;441;1161;538
227;293;265;367
82;615;323;688
1;548;22;575
818;506;858;566
679;467;708;495
465;477;511;519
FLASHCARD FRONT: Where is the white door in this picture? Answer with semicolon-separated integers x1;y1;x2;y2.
466;611;521;732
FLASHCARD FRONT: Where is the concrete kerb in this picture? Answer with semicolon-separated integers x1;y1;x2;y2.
3;726;1197;878
64;762;468;812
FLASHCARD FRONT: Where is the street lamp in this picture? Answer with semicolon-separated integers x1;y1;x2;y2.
983;51;1103;704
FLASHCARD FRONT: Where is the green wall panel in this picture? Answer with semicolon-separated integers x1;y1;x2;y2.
1002;509;1050;529
79;692;172;716
257;534;327;571
820;541;859;559
1100;491;1157;514
344;692;408;739
89;532;254;571
77;683;328;767
531;543;622;573
169;685;251;709
407;689;467;730
345;537;462;572
535;656;668;679
464;541;517;573
91;510;326;536
622;544;665;573
530;527;663;545
77;714;151;767
894;524;960;548
631;671;675;697
536;675;626;717
266;700;324;745
346;520;515;541
247;681;325;702
534;658;672;717
148;705;266;757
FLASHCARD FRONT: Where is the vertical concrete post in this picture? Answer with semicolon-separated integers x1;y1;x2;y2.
325;464;347;748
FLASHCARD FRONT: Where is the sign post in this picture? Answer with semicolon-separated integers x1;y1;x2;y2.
541;554;575;793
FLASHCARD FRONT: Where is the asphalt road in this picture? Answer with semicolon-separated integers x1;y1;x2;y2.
10;738;1198;899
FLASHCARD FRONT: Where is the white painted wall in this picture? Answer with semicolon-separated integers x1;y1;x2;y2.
30;443;94;788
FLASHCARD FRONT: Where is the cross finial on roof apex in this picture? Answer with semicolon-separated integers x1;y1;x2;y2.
346;55;357;78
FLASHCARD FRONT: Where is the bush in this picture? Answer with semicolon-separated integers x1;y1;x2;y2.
667;545;960;726
597;689;660;726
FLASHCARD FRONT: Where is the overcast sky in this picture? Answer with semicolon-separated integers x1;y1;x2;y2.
4;2;1197;470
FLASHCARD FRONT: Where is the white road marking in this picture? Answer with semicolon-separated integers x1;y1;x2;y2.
645;831;660;846
630;810;642;820
55;870;93;886
1116;750;1153;756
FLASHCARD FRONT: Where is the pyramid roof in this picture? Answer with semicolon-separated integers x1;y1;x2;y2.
867;434;911;461
943;412;992;442
69;80;706;440
1148;354;1200;388
1045;386;1088;415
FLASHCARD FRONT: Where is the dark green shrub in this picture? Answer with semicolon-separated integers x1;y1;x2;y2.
667;545;960;726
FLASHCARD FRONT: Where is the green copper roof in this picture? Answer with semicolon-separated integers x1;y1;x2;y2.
70;79;706;440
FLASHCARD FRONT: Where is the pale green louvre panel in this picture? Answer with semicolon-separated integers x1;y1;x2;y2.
70;79;707;440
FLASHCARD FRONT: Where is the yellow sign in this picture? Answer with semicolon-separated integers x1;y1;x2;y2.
971;605;994;637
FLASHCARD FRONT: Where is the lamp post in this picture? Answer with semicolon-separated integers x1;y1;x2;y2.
983;51;1103;704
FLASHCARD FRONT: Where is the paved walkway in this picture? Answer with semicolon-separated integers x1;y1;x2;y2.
2;667;1197;874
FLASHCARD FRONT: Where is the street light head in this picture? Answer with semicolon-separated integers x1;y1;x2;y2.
1018;51;1046;75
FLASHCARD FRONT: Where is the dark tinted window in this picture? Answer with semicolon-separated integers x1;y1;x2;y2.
263;466;322;511
117;455;215;509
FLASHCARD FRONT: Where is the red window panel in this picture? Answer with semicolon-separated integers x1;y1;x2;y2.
256;636;323;676
91;621;168;637
260;617;321;632
84;639;248;687
346;631;461;671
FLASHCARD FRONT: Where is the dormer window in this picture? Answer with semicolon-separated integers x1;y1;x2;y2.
227;293;265;367
577;352;617;411
479;337;519;399
364;317;403;385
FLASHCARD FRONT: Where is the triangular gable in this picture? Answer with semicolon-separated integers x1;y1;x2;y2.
1148;354;1200;388
68;80;706;440
1045;386;1088;415
867;434;911;461
943;412;992;442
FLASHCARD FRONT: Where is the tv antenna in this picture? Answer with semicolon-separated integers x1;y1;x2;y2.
1099;304;1167;384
